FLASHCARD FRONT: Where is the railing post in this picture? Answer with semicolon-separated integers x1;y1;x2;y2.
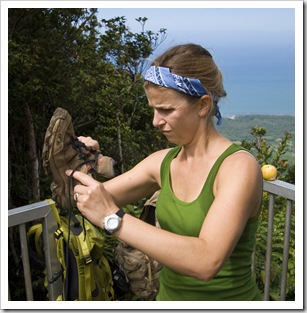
280;199;293;300
264;193;275;301
42;202;63;300
19;223;34;301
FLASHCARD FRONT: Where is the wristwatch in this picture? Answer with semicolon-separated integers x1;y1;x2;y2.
103;209;125;235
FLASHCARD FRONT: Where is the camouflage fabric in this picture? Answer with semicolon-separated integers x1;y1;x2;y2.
115;191;162;298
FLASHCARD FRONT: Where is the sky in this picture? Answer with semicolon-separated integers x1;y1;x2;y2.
97;7;295;53
97;4;298;116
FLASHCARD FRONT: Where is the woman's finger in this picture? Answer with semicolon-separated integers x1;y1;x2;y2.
65;169;97;187
77;136;100;150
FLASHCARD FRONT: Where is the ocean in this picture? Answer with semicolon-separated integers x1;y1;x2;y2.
151;42;296;117
98;8;296;117
219;78;295;116
213;43;295;116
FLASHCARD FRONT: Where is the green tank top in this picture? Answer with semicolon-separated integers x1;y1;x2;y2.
156;144;262;301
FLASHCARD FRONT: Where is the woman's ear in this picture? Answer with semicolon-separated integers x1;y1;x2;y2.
198;95;213;117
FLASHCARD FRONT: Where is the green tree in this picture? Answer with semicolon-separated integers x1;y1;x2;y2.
241;126;294;183
8;8;101;207
9;9;168;208
95;16;167;173
241;127;295;300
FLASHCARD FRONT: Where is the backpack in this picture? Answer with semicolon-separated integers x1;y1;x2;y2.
27;199;114;301
114;191;162;299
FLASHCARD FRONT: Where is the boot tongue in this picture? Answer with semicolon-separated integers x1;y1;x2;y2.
95;156;116;178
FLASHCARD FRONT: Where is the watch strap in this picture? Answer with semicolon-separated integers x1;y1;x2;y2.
116;209;125;218
104;228;111;236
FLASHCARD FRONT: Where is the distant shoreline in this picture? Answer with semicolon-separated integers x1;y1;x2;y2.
223;113;295;118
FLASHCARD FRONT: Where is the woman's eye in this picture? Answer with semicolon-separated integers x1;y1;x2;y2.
157;108;174;114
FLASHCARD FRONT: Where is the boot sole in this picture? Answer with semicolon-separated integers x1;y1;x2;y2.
43;108;76;209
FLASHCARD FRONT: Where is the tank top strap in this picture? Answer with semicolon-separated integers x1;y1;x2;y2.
160;144;249;193
160;146;181;188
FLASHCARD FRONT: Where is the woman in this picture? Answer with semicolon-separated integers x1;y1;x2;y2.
68;44;263;300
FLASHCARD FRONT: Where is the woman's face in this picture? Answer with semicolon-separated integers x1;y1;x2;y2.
145;86;203;146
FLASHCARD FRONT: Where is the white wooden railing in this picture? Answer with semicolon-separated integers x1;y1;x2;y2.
7;179;295;301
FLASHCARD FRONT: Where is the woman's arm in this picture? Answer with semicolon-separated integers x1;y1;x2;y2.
76;136;168;207
102;149;170;207
70;150;262;281
69;148;169;218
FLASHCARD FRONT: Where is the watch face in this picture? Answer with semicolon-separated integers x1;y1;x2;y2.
106;216;119;230
104;212;124;234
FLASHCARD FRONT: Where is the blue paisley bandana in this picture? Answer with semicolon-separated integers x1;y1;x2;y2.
144;66;208;97
144;66;222;125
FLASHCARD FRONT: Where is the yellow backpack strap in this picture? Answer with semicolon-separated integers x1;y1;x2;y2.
74;221;94;300
27;224;43;257
76;227;92;265
101;256;115;299
54;227;65;269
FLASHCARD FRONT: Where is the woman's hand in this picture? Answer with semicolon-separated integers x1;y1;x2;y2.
66;169;119;229
77;136;114;172
77;136;100;151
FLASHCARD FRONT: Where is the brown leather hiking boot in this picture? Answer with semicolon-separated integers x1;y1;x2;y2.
43;107;116;211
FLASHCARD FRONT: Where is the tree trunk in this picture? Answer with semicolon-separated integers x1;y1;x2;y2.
116;110;125;173
23;103;40;202
8;153;12;209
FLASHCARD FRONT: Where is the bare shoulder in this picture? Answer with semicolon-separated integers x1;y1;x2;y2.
214;149;262;216
135;148;172;176
124;147;173;185
221;149;261;174
214;148;262;195
148;148;173;162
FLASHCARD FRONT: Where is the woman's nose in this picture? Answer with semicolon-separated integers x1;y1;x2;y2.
152;110;164;128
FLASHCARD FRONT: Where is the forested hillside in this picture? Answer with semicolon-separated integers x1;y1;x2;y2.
218;115;295;162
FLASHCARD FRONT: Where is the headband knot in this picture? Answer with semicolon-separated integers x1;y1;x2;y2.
144;66;222;125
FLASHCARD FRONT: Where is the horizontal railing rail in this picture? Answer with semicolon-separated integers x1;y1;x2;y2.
7;179;295;301
263;179;295;201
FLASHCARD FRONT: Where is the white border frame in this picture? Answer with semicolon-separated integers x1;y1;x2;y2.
1;1;303;310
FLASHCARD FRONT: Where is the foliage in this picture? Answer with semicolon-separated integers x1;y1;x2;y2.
9;8;101;207
8;8;169;300
8;8;169;207
241;126;294;183
241;127;295;300
254;198;295;301
94;16;167;173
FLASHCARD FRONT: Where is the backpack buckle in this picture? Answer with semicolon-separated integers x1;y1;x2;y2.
84;256;92;265
54;228;63;239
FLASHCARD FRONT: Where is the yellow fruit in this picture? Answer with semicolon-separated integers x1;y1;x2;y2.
261;164;277;181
